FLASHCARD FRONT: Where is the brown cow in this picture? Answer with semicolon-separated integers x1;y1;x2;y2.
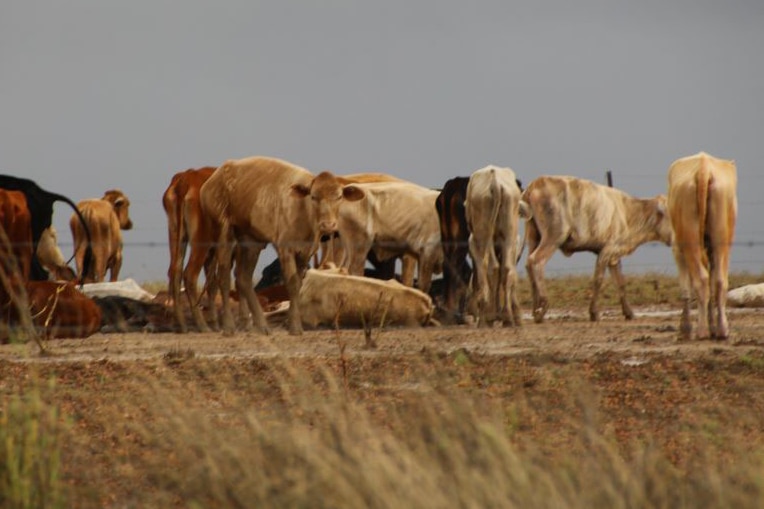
465;166;528;327
15;281;101;340
162;167;218;333
0;189;33;287
668;152;737;340
524;176;672;323
70;189;133;283
199;156;364;336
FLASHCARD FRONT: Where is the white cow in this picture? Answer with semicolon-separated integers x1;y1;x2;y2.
336;181;443;293
524;175;672;323
668;152;737;339
465;165;528;327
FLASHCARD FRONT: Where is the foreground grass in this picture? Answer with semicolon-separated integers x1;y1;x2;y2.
3;348;764;508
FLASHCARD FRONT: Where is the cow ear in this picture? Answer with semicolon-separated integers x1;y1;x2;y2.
291;183;311;199
342;185;365;202
114;197;126;208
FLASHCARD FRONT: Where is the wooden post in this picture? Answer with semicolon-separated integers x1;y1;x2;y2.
606;170;613;188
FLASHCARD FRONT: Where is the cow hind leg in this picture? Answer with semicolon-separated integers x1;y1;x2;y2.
183;241;212;333
278;249;304;336
525;236;557;324
608;260;634;320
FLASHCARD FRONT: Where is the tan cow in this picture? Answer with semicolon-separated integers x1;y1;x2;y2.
297;267;434;329
70;189;133;283
162;167;218;333
336;181;443;293
199;156;364;336
524;176;672;323
668;152;737;340
37;227;76;281
465;165;528;327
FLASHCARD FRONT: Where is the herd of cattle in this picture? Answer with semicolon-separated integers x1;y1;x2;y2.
0;151;738;344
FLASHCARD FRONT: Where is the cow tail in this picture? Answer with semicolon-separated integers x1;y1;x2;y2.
487;169;501;267
51;192;93;286
696;155;711;268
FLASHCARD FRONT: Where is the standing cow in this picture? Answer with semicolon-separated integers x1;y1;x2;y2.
524;176;672;323
200;156;364;336
435;177;471;324
162;167;218;333
336;181;443;294
71;189;133;283
668;152;737;340
465;166;528;327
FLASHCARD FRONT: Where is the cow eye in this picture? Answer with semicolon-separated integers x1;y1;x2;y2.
311;195;319;202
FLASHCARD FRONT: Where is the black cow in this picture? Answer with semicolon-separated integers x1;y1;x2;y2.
0;175;93;282
435;177;472;323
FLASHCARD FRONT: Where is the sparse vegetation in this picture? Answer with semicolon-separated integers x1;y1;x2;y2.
1;273;764;507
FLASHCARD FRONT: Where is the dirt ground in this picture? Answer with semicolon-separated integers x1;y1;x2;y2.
2;304;763;364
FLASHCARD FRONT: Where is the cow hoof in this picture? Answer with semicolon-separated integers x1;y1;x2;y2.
221;328;235;338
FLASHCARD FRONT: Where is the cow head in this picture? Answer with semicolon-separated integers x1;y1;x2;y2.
653;195;673;246
102;189;133;230
290;171;364;235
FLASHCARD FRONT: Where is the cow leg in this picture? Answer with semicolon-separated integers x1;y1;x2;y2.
183;237;212;333
525;235;557;323
202;249;220;331
234;241;268;334
607;259;634;320
215;225;237;336
415;255;435;295
278;248;304;335
468;234;494;328
168;230;188;333
709;242;731;340
110;250;122;282
589;254;614;322
401;254;417;287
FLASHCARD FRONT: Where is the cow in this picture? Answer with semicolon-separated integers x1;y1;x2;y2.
162;167;218;333
37;227;77;281
465;166;528;327
1;281;102;342
435;177;471;323
336;181;443;294
0;175;93;283
0;189;33;288
523;175;672;323
667;152;737;340
297;267;434;329
199;156;365;336
315;171;410;279
70;189;133;283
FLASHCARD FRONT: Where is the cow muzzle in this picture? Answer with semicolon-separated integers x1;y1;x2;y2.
318;221;338;235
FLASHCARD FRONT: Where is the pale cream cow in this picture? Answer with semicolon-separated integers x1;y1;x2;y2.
668;151;737;340
524;176;672;323
336;181;443;293
465;165;528;327
297;267;434;329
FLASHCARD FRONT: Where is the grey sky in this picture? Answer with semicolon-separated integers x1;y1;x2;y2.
2;1;762;282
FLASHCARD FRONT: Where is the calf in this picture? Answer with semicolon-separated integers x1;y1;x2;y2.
37;227;77;281
524;175;672;323
668;152;737;340
71;189;133;283
465;166;528;327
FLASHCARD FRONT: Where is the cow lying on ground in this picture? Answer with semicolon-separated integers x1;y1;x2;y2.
465;166;528;327
1;281;102;342
71;189;133;283
668;151;737;340
524;175;672;323
295;267;435;329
